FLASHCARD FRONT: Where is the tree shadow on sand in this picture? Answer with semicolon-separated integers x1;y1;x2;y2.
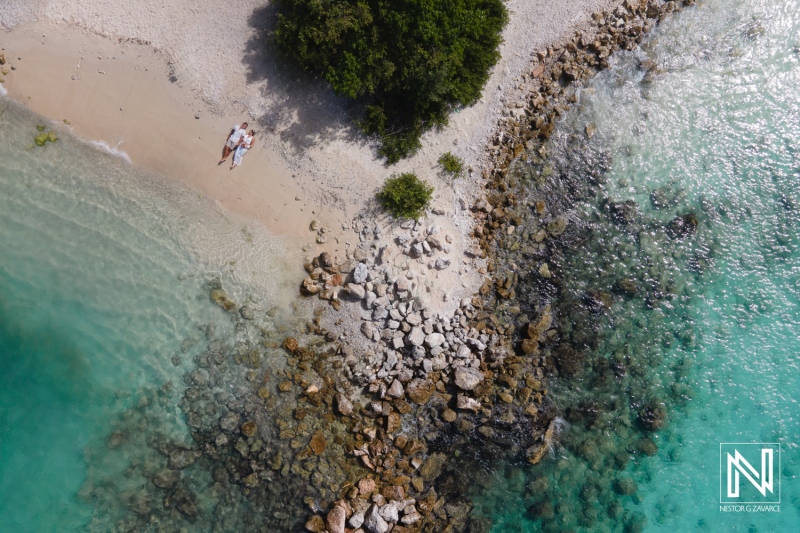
242;3;373;159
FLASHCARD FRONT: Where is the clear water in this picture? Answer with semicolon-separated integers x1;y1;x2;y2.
0;100;295;531
4;0;800;531
477;0;800;531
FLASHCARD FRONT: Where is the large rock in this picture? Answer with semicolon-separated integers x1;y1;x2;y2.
419;452;447;482
326;504;347;533
638;400;668;431
305;515;325;533
525;306;553;341
424;333;445;347
353;262;369;284
346;283;366;300
364;504;389;533
614;477;638;495
335;393;354;416
283;337;299;353
210;289;236;312
318;252;333;268
309;431;328;455
361;321;375;339
401;507;422;525
454;367;484;390
190;369;209;387
349;510;365;529
379;501;399;523
358;478;376;495
407;327;425;347
168;448;201;470
219;412;240;431
386;379;405;399
152;469;180;489
456;394;481;412
546;216;569;236
405;312;422;326
385;412;401;434
406;379;435;404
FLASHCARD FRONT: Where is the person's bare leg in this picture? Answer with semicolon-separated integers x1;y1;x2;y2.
219;145;232;164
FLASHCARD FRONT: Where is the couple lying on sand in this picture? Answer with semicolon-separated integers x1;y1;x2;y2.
219;121;256;169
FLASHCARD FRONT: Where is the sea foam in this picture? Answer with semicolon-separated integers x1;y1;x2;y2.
87;139;132;164
0;84;7;97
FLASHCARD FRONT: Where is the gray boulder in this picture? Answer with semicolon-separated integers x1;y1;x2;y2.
353;262;369;284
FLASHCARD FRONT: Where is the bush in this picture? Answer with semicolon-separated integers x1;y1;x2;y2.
438;152;464;177
377;173;433;219
274;0;508;163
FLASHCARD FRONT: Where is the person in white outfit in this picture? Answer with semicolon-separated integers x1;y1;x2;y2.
219;122;248;164
230;130;255;170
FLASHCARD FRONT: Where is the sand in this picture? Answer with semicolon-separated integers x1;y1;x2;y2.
0;0;622;309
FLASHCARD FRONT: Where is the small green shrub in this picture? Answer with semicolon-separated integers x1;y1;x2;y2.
438;152;464;178
377;173;434;219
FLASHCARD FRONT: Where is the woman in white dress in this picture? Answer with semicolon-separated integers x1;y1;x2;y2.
230;130;255;170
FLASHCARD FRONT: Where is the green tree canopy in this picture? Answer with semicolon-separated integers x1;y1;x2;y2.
274;0;508;163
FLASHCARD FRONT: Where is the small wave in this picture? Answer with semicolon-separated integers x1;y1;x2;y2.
87;139;132;164
0;84;7;97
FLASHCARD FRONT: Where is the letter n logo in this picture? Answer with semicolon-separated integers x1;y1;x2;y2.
720;443;781;504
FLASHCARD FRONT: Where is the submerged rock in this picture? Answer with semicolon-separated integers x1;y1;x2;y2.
614;477;637;495
210;289;236;312
546;216;569;236
604;199;639;225
240;421;257;437
419;453;447;482
406;379;434;404
638;399;668;431
283;337;299;353
309;431;327;455
152;469;180;489
637;437;659;456
666;212;699;239
305;515;325;533
554;345;584;377
168;448;200;470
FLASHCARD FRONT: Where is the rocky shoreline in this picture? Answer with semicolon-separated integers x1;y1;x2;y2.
282;1;696;532
77;1;696;532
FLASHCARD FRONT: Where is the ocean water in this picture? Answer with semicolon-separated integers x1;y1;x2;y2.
0;99;295;531
476;0;800;531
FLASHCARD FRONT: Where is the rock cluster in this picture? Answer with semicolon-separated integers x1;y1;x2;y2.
480;0;694;186
301;217;456;307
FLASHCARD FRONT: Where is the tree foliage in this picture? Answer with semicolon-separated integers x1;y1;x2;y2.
377;173;434;219
274;0;508;163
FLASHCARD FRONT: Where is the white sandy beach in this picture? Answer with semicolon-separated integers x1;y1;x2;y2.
0;0;622;310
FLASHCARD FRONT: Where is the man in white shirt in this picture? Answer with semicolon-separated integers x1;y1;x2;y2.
219;122;248;164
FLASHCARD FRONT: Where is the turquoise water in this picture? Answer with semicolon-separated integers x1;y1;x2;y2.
0;100;294;531
4;0;800;530
478;0;800;531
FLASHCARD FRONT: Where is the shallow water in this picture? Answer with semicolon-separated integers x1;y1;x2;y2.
0;99;295;531
477;0;800;531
